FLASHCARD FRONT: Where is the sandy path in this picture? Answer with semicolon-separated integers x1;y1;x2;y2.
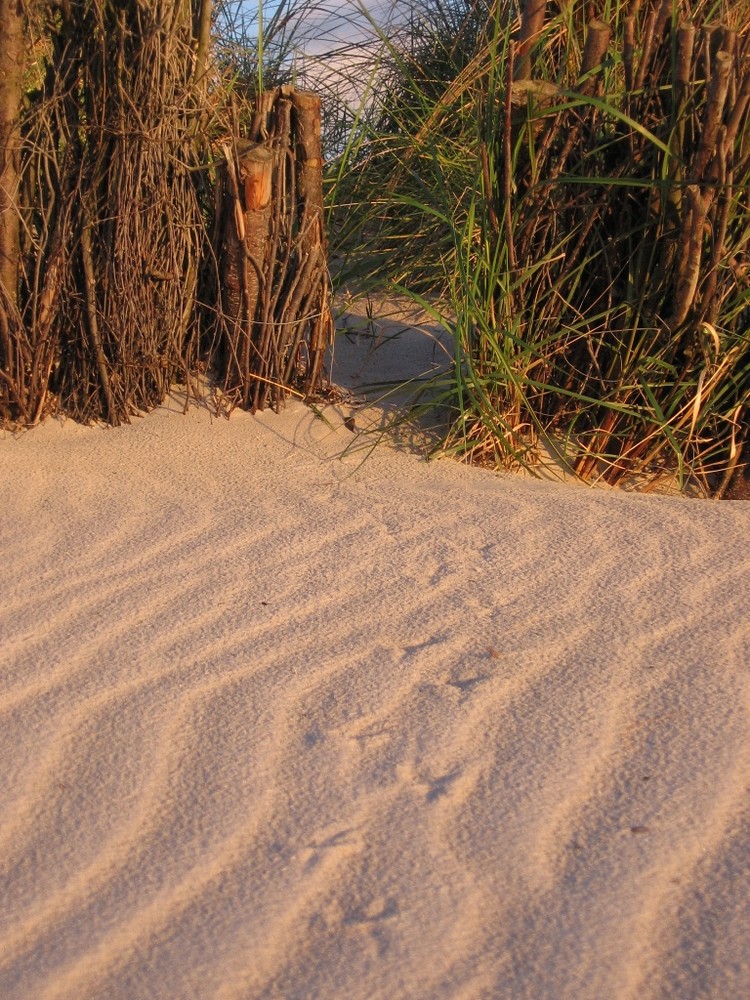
1;311;749;999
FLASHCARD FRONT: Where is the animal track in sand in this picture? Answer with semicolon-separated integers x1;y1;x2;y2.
424;769;464;803
343;897;401;960
349;723;393;744
393;764;465;804
344;896;400;925
401;634;450;658
301;827;364;872
445;674;490;700
309;828;361;851
302;827;364;871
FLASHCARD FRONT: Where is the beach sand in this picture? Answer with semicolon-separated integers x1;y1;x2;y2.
2;304;750;999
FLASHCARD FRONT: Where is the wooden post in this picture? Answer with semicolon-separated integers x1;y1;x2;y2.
289;89;329;393
292;90;324;238
220;141;274;406
578;20;611;95
239;144;274;408
514;0;547;81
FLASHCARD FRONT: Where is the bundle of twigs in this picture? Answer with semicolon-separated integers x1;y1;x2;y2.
216;86;331;413
17;0;205;425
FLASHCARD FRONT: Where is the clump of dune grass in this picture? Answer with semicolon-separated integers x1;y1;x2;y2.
332;0;750;496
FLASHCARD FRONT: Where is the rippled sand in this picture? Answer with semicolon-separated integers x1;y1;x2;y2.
2;311;749;999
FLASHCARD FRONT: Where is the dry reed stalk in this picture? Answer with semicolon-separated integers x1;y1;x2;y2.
0;0;22;315
0;0;26;423
502;47;517;272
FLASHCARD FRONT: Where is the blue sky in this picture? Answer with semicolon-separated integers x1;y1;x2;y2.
219;0;409;102
221;1;406;64
228;1;404;38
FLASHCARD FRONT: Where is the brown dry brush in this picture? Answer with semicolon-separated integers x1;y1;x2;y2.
0;1;331;428
1;0;206;426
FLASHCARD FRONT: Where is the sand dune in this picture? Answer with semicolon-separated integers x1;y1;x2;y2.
2;311;750;999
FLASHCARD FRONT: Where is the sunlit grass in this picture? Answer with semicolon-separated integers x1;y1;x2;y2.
327;0;750;495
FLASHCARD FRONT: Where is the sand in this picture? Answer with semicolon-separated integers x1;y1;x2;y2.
1;304;750;1000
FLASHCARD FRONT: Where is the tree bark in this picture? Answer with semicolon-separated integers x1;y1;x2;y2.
0;0;24;312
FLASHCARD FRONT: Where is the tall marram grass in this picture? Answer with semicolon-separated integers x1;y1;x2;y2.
332;0;750;495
